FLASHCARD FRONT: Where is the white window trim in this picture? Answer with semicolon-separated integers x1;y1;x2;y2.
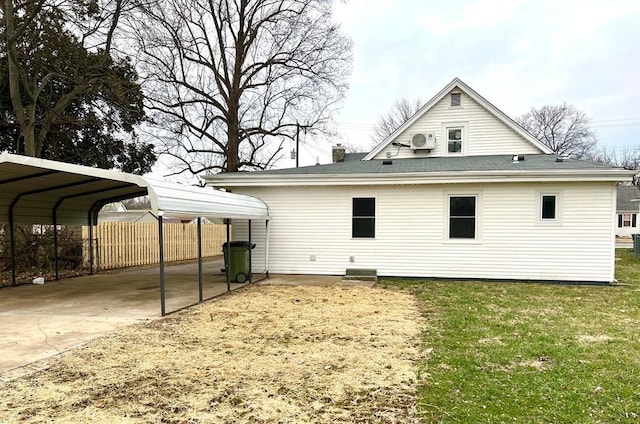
442;122;469;156
444;191;482;243
536;191;562;224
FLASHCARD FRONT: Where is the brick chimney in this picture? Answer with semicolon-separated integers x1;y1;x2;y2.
332;144;346;163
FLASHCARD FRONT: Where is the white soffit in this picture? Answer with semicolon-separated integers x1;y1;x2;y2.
0;153;269;225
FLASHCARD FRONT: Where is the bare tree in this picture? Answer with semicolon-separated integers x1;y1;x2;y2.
132;0;352;175
516;103;598;158
372;97;422;143
589;145;640;171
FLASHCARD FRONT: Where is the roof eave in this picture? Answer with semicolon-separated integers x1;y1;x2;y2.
206;169;636;187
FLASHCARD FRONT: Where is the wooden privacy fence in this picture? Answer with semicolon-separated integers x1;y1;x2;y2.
82;222;227;270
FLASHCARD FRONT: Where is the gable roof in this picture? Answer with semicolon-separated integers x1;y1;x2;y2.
206;154;636;187
363;77;553;160
617;185;640;211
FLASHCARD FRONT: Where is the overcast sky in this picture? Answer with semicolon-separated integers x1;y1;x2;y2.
287;0;640;166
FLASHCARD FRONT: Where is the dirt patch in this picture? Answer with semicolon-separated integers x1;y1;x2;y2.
511;359;552;371
577;334;615;344
477;337;504;346
0;284;424;423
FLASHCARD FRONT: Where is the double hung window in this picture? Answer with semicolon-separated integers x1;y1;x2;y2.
352;198;375;238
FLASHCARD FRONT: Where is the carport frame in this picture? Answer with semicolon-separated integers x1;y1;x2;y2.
0;154;270;316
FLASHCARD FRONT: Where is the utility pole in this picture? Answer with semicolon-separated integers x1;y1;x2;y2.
295;122;300;168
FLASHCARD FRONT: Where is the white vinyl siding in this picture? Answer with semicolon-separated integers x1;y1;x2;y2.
374;91;540;160
231;182;616;283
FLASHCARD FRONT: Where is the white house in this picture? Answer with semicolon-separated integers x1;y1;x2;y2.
205;78;635;283
616;185;640;237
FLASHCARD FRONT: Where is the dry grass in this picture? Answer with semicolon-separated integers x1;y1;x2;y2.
0;284;424;423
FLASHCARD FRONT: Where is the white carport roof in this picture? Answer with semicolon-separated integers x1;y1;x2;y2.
0;153;269;225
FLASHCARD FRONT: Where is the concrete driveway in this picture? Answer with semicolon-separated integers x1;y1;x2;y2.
0;258;251;376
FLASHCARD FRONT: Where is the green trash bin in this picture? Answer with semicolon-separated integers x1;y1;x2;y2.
633;234;640;255
222;241;256;283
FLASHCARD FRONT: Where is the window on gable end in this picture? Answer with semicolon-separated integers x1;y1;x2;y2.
447;128;462;153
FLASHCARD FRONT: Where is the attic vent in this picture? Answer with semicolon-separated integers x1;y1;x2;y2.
382;160;392;165
451;92;461;107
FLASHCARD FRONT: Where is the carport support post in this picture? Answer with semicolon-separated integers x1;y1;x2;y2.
265;220;270;278
226;218;230;292
248;219;252;283
88;213;94;275
53;214;59;280
9;210;16;286
197;217;203;302
159;214;166;316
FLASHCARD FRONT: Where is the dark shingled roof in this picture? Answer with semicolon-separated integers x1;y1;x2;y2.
226;154;620;176
617;185;640;211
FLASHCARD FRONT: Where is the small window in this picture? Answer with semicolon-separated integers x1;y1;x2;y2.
449;196;476;239
450;92;461;107
622;213;636;227
448;128;462;153
541;195;556;220
352;198;375;238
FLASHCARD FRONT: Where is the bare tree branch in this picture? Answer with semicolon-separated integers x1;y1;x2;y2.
587;145;640;171
132;0;352;174
515;103;598;159
372;97;422;143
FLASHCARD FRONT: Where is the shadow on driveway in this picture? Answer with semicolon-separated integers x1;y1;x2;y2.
0;257;254;375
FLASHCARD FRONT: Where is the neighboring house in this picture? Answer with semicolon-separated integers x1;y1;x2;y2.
205;78;635;283
616;185;640;237
187;217;223;225
100;201;128;212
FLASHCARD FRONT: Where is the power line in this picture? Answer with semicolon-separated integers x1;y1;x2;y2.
592;117;640;123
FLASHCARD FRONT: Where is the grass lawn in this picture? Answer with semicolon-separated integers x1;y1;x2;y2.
1;252;638;422
379;249;640;423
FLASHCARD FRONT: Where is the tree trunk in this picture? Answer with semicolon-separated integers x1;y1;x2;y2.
226;119;240;172
2;0;36;157
23;121;37;156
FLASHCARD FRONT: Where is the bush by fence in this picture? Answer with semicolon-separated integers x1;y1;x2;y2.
0;225;84;286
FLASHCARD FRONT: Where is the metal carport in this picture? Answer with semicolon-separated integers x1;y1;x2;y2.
0;153;270;315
